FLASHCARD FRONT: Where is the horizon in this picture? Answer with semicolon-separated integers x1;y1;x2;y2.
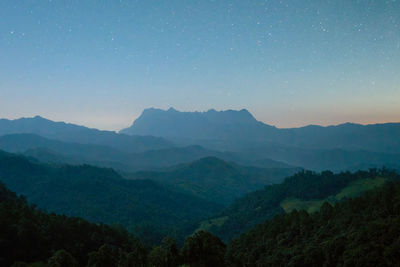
1;107;400;132
1;1;399;130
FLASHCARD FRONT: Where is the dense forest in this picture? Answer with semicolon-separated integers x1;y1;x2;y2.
0;181;226;266
2;176;400;266
208;168;400;241
130;156;294;205
0;150;222;244
226;182;400;267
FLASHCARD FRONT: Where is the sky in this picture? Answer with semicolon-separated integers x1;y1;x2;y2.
1;0;399;130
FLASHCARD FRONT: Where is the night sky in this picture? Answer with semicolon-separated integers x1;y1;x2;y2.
1;0;399;130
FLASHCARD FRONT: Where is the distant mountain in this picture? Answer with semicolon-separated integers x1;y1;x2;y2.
0;134;293;172
120;108;276;150
121;108;400;154
0;116;173;153
203;169;400;241
0;150;222;241
130;157;298;205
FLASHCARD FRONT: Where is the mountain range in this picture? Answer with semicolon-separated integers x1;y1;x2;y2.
1;110;400;173
121;108;400;154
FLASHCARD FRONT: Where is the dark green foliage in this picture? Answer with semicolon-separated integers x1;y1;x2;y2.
148;237;181;267
0;181;143;266
3;169;400;266
47;250;78;267
210;168;400;241
0;150;222;244
226;183;400;267
181;231;226;267
87;244;126;267
132;157;295;205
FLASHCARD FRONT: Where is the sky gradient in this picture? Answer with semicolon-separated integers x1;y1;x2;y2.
1;0;399;130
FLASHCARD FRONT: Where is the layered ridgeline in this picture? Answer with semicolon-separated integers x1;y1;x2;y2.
130;157;298;205
0;116;172;153
0;150;222;244
0;134;294;172
2;113;400;172
226;182;400;267
202;168;400;241
121;108;400;171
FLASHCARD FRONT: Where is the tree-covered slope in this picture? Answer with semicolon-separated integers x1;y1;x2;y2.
0;181;146;267
226;182;400;267
207;169;400;241
131;157;297;205
0;150;222;241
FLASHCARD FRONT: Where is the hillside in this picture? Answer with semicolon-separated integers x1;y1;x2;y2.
226;182;400;267
205;169;400;241
130;157;298;205
0;150;222;243
0;116;173;153
0;181;145;266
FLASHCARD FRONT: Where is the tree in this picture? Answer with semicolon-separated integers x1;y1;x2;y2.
87;244;125;267
182;231;226;267
47;250;78;267
148;237;180;267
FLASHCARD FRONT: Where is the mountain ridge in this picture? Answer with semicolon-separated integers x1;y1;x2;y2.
0;116;173;153
120;107;400;154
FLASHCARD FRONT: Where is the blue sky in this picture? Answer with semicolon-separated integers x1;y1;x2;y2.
1;0;399;130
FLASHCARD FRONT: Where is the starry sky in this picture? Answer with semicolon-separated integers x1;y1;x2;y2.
1;0;399;130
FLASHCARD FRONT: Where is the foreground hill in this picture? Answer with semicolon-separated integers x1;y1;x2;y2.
1;182;229;267
121;108;400;154
4;173;400;266
0;181;145;266
226;182;400;267
0;150;222;243
206;169;400;241
0;116;172;153
131;157;298;205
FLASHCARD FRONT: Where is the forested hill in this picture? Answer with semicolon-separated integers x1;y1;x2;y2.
0;181;230;267
0;181;145;266
130;157;297;205
206;168;400;241
0;150;223;243
226;182;400;267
